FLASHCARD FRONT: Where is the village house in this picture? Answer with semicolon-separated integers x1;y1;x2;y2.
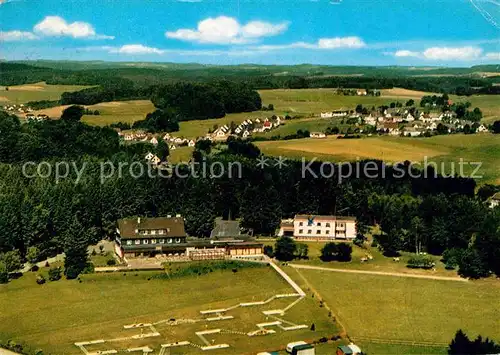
337;344;362;355
145;152;161;166
332;110;349;117
356;89;367;96
320;112;334;118
477;124;489;133
488;192;500;209
403;127;422;137
310;132;326;139
278;215;357;241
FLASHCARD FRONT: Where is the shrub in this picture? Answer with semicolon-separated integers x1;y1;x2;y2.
106;259;116;266
48;266;62;281
0;261;8;284
36;274;46;285
31;265;39;272
407;255;434;269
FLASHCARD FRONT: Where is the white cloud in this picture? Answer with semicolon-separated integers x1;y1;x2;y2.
110;44;165;55
33;16;114;39
394;50;420;57
0;30;38;42
241;21;289;38
252;37;366;51
483;52;500;60
422;46;483;60
166;16;288;44
318;36;365;49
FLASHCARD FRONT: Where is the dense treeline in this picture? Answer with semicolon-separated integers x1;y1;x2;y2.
0;112;498;279
150;81;262;120
2;62;499;99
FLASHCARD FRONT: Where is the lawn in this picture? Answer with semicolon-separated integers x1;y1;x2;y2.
0;82;93;104
169;146;194;164
0;264;338;354
260;238;456;278
256;133;500;184
291;268;500;346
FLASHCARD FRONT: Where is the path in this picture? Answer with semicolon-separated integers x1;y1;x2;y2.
289;264;468;282
21;253;64;273
264;256;306;296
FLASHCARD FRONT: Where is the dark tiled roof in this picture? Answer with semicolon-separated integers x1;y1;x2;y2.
118;217;186;239
295;215;356;222
210;218;245;239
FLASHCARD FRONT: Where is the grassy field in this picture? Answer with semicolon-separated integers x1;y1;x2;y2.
261;238;456;278
169;146;194;163
0;82;93;104
256;134;500;184
291;268;500;347
0;264;338;354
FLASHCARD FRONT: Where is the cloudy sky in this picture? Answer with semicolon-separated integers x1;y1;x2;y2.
0;0;499;65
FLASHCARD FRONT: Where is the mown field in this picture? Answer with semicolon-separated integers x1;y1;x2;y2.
290;268;500;348
0;265;337;355
0;82;93;103
256;134;500;184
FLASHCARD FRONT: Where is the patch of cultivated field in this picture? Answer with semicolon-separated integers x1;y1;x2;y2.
0;265;337;354
0;82;93;103
381;88;440;99
257;134;500;184
257;136;449;162
293;269;500;346
259;89;400;115
81;100;155;126
25;100;155;125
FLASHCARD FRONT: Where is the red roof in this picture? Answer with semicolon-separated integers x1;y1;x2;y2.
263;121;272;127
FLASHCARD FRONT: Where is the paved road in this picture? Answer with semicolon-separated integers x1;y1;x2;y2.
289;264;469;282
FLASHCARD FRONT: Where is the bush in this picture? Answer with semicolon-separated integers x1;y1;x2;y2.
263;245;274;257
407;255;434;269
36;274;46;285
0;261;8;284
106;259;116;266
31;265;39;272
48;266;62;281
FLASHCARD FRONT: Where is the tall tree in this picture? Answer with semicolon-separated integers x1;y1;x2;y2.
64;216;90;279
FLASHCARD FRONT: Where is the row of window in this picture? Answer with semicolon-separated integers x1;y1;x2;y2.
298;229;347;235
138;228;171;235
298;222;346;228
125;238;182;246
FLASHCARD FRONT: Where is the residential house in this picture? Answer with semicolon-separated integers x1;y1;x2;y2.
337;344;362;355
406;113;415;122
332;110;348;117
242;130;250;138
403;127;422;137
321;112;333;118
488;192;500;209
188;140;196;147
310;132;327;139
150;137;158;145
477;124;489;133
356;89;367;96
145;152;161;166
278;215;357;241
115;216;187;258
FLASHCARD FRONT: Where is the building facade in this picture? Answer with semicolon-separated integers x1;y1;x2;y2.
278;215;357;241
115;216;187;258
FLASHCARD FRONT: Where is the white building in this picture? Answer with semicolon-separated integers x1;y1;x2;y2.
278;215;357;241
310;132;326;139
321;112;333;118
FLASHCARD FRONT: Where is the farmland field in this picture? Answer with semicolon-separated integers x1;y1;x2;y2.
0;82;93;103
256;134;500;184
290;267;500;347
0;264;337;354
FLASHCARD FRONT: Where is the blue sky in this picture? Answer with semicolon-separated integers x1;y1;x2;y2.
0;0;499;65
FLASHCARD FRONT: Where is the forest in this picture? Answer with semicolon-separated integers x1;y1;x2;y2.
0;110;498;279
2;62;499;98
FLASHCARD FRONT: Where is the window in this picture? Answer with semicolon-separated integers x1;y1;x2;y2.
135;239;140;245
298;229;303;234
126;240;132;245
316;230;321;234
158;229;164;234
299;222;303;226
307;230;312;234
175;238;181;243
339;223;345;228
167;238;173;244
151;239;157;244
317;222;321;226
167;228;171;232
326;230;330;234
143;239;149;244
151;230;157;235
159;239;165;244
326;223;331;227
